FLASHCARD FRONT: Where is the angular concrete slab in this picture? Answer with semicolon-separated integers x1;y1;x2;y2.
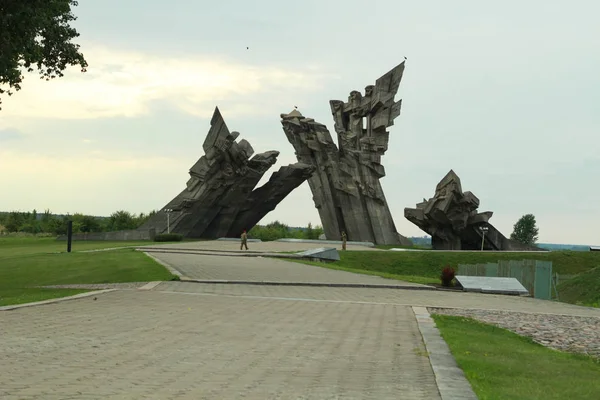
456;275;529;296
296;247;340;261
281;62;413;246
276;238;375;248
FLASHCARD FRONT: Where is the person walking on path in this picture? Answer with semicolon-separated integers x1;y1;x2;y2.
341;231;347;251
241;230;249;250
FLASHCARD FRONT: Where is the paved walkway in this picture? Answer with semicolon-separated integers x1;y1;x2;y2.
147;251;427;287
152;281;600;317
144;240;381;253
3;242;598;399
0;290;440;400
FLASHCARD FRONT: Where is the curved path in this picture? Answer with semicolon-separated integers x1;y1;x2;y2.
146;251;428;287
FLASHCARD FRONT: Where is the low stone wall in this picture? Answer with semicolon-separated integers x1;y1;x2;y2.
57;229;155;241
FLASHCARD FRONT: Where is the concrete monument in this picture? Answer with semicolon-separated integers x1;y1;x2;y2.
281;62;412;245
404;170;544;251
139;107;314;238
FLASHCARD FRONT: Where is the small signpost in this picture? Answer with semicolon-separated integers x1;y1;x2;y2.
66;220;73;253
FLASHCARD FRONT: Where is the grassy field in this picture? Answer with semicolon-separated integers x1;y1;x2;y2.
298;249;600;283
0;237;175;306
376;244;432;250
292;250;600;306
291;258;438;285
432;315;600;399
557;267;600;307
0;236;153;259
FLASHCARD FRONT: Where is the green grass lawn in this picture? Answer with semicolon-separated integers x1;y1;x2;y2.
0;236;152;259
0;288;90;307
293;250;600;284
375;244;432;250
0;237;176;306
432;314;600;400
288;258;437;285
290;250;600;305
557;267;600;307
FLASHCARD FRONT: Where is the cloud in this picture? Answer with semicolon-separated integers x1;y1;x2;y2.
0;45;334;121
0;147;322;227
0;128;25;141
0;149;190;214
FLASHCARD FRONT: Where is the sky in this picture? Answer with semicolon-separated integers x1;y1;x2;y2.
1;0;598;245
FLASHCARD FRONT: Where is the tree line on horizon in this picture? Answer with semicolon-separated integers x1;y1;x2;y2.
0;209;155;235
0;209;325;241
0;209;540;246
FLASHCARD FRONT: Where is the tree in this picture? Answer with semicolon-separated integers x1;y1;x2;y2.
135;210;157;227
303;222;323;240
71;213;102;233
304;222;314;240
0;0;88;109
107;210;137;231
4;211;24;232
40;209;54;232
510;214;539;245
48;214;70;235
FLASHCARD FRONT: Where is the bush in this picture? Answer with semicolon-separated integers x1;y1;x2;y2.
248;221;324;242
440;265;456;287
154;233;183;242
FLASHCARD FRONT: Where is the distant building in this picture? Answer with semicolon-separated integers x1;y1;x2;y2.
590;246;600;252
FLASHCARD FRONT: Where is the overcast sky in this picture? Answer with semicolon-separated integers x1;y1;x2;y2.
1;0;598;245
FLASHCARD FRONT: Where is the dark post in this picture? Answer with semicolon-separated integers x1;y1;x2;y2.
67;220;73;253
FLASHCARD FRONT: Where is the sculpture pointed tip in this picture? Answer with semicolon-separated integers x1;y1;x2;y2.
445;169;458;178
284;109;304;118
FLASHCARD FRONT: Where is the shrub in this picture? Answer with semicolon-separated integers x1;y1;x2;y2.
154;233;183;242
440;265;456;287
248;222;324;241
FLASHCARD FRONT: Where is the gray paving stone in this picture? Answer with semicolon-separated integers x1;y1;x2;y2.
0;290;441;400
142;240;381;253
152;281;600;317
148;252;428;287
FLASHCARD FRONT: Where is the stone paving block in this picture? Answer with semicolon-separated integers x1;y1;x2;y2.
0;290;440;399
152;281;600;317
148;252;426;287
142;239;380;253
296;247;340;261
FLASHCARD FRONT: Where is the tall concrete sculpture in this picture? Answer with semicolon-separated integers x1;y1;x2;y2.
139;107;314;238
281;62;412;245
404;170;544;251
